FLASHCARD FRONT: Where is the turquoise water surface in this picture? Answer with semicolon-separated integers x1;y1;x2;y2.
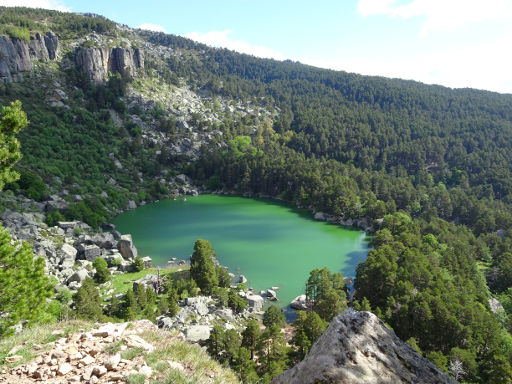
112;195;369;309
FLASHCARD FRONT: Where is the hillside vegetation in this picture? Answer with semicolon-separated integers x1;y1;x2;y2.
1;7;512;383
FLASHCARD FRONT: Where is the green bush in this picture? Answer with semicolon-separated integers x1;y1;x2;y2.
45;210;65;227
93;257;110;283
3;26;30;42
132;255;144;272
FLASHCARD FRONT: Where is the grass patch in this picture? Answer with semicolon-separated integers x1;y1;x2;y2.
152;370;194;384
126;373;146;384
141;329;239;384
104;340;124;355
110;267;188;297
121;346;144;360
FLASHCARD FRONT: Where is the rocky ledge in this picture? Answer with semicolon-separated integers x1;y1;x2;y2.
0;209;141;291
272;309;456;384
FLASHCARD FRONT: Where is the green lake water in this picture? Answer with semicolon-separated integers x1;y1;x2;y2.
112;195;369;311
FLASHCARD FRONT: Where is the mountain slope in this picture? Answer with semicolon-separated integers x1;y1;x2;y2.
0;7;512;383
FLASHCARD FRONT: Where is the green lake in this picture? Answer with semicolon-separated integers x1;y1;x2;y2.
112;195;369;311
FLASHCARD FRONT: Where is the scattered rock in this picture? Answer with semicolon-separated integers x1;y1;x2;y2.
5;355;23;363
57;363;72;376
105;354;121;370
124;334;154;352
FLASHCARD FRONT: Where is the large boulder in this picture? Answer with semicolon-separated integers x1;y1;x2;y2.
185;296;212;316
184;325;211;342
272;309;456;384
246;293;264;312
59;244;77;269
290;294;308;310
77;244;101;261
267;289;277;301
118;234;137;260
133;274;161;293
90;232;117;249
66;269;89;284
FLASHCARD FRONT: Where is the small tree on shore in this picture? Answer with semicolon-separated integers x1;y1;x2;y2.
190;239;218;294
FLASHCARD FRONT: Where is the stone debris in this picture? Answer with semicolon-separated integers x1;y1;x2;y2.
0;321;160;384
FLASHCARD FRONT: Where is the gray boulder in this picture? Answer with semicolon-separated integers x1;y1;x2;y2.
290;295;308;310
267;289;278;301
184;325;211;342
91;232;117;249
141;256;152;269
57;221;78;230
272;309;456;384
77;244;101;261
59;244;77;269
157;316;174;329
67;269;89;284
246;293;264;312
118;234;137;259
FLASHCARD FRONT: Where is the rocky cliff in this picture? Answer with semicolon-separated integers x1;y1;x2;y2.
272;309;456;384
0;32;58;83
75;45;144;83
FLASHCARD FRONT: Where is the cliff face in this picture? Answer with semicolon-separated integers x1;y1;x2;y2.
75;46;144;83
272;309;456;384
0;32;59;83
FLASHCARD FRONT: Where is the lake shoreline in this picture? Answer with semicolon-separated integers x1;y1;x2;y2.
112;195;369;313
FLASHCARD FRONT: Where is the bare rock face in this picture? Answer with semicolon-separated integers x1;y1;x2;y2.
118;234;138;260
75;46;144;83
272;309;456;384
0;32;59;83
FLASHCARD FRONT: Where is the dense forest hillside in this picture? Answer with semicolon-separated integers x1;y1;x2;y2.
1;6;512;383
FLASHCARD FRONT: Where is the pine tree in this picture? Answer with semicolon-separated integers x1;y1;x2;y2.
132;255;144;272
124;289;140;320
263;305;286;328
0;100;28;190
257;324;288;377
167;286;180;316
72;277;102;321
0;101;52;335
242;318;260;359
190;239;218;294
93;257;110;283
0;227;53;335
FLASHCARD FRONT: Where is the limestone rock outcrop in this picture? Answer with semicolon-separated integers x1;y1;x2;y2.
272;309;456;384
0;32;59;83
75;45;144;83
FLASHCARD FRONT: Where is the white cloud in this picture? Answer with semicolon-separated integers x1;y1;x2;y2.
358;0;512;36
183;30;285;60
135;23;167;33
0;0;70;12
299;36;512;94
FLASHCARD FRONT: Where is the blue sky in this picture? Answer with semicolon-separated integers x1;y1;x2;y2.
3;0;512;93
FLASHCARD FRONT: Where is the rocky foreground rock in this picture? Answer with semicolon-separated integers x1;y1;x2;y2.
272;309;456;384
